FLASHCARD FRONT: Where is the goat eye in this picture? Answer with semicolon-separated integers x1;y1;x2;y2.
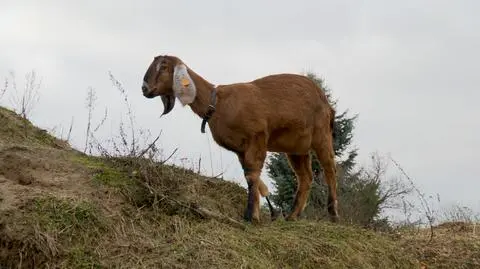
156;63;168;72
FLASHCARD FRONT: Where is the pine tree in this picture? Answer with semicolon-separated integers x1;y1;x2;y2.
265;72;381;223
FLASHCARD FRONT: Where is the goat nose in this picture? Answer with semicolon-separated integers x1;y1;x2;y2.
142;81;150;93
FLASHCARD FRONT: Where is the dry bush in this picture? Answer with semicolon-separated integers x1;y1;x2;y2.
435;205;480;234
388;155;439;241
83;72;164;162
1;70;41;138
6;70;41;120
0;78;7;101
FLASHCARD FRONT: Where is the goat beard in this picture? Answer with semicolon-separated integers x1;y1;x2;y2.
161;95;176;116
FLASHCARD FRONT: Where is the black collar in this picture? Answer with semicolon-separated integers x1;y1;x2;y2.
201;86;217;133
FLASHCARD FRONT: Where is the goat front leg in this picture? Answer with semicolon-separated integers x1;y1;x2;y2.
237;137;269;223
238;153;277;222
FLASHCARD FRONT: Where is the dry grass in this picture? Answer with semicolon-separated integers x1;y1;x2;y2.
0;106;477;269
399;223;480;269
0;106;70;149
0;195;106;268
0;194;420;269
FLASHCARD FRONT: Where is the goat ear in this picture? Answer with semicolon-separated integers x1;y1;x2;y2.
172;64;196;105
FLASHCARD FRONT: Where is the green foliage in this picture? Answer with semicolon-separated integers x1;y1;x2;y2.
266;73;387;226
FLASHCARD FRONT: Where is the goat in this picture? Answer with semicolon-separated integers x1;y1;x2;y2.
141;55;339;223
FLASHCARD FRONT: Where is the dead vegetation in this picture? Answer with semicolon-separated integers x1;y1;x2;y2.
0;105;421;268
0;103;478;268
400;224;480;269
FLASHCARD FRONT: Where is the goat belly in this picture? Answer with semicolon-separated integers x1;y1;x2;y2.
267;131;312;154
210;131;246;153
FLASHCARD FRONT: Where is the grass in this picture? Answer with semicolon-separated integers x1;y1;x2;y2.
74;154;248;220
74;155;132;188
400;226;480;269
0;106;69;149
30;196;106;237
105;218;418;269
1;104;478;268
2;153;422;268
170;220;418;269
0;195;105;268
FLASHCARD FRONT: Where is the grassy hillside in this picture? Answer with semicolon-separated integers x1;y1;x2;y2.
0;106;478;269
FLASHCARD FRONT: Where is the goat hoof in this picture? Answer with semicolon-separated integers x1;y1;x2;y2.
243;210;260;224
243;211;252;222
243;216;260;225
330;214;340;223
285;214;297;221
270;211;280;221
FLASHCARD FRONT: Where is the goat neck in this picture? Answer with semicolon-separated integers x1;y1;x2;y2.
185;67;216;118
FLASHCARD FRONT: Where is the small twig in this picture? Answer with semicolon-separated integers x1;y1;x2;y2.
89;134;111;158
389;155;435;242
137;132;162;158
160;148;178;164
84;87;96;153
0;78;7;100
212;172;225;178
190;203;247;230
109;72;136;156
66;116;74;143
197;156;202;174
205;129;214;177
93;107;108;132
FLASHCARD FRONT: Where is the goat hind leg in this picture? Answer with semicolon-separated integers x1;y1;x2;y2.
285;153;313;221
314;141;339;222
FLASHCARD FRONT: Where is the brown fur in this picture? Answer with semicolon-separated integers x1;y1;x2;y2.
142;55;339;223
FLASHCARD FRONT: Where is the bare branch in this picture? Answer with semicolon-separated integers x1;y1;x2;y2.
0;78;7;100
197;156;202;174
137;131;162;158
93;107;108;132
66;116;74;143
388;155;436;242
84;87;97;153
109;72;136;156
160;148;178;165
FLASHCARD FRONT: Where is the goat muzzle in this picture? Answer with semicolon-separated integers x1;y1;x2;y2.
142;81;154;98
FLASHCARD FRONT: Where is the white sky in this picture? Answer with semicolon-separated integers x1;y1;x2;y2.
1;0;479;218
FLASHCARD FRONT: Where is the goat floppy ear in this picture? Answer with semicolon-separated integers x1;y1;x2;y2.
172;64;196;105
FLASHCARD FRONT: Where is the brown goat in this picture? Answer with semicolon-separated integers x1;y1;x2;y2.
141;55;339;223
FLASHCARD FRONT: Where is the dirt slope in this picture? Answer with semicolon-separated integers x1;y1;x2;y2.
1;106;474;269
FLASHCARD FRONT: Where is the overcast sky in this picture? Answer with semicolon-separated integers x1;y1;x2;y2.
1;0;479;219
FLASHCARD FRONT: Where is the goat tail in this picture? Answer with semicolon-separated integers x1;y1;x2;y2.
259;180;269;197
330;106;336;140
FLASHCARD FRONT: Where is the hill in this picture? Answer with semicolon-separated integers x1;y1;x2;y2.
0;106;478;268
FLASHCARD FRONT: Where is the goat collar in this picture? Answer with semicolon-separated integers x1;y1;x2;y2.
200;85;217;133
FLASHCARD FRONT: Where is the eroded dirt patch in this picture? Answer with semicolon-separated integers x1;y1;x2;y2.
0;146;97;212
0;151;38;185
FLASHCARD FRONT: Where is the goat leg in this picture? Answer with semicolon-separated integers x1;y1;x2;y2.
265;196;280;221
244;180;255;222
327;195;339;223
